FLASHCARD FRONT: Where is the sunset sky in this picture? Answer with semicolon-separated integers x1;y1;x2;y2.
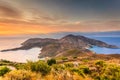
0;0;120;35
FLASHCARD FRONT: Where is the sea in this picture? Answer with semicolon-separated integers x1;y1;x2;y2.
0;37;120;62
90;37;120;54
0;38;41;63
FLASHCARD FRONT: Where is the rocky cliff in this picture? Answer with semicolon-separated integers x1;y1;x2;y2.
1;34;119;58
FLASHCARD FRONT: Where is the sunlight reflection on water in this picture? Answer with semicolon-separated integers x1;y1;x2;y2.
0;48;41;63
0;38;41;63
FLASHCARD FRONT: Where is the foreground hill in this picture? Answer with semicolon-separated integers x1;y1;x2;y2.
0;55;120;80
1;34;119;58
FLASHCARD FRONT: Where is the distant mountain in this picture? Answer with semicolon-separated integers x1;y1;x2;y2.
1;34;119;58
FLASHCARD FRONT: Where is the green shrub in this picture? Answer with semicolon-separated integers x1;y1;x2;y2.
79;67;90;74
91;63;120;80
0;59;11;63
0;66;11;76
25;61;51;76
14;63;26;70
61;57;68;61
102;65;120;80
47;58;56;66
52;64;65;71
95;60;105;67
64;63;74;68
70;68;85;77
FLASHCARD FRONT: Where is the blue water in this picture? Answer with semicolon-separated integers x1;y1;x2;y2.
89;37;120;54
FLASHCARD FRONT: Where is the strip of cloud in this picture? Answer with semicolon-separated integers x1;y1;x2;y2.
0;0;22;19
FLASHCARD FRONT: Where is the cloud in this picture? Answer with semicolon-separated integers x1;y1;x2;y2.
0;11;68;26
0;0;120;35
52;20;120;32
0;1;22;18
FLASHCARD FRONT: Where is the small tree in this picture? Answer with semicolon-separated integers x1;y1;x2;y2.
47;58;56;66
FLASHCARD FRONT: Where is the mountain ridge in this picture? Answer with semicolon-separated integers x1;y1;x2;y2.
1;34;119;58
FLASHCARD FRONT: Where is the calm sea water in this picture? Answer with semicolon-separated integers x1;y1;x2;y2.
89;37;120;54
0;38;41;62
0;37;120;62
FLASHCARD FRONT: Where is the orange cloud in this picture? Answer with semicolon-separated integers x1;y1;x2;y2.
0;22;58;35
0;0;120;35
0;20;120;36
0;2;22;19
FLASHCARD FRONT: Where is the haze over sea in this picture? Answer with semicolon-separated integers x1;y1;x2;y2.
0;37;41;62
0;35;120;62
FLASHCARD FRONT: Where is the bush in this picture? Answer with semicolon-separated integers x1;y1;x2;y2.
0;59;11;63
0;66;11;76
25;61;51;76
14;64;26;70
79;66;90;74
3;70;39;80
61;57;68;61
70;68;85;77
101;65;120;80
95;60;105;67
52;64;65;71
91;63;120;80
73;56;77;59
47;58;56;66
64;63;74;68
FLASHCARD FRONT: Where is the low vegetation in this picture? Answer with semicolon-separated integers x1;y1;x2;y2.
47;58;56;66
0;56;120;80
0;66;11;76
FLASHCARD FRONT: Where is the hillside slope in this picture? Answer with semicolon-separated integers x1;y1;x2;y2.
1;34;119;58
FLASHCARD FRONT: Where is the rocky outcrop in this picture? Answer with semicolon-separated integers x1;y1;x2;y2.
1;34;119;58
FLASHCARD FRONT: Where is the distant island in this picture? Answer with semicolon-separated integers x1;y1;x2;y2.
1;34;119;58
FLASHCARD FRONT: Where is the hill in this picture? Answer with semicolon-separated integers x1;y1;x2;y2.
1;34;119;58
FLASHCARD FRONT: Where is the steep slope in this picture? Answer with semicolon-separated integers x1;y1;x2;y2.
1;34;119;58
